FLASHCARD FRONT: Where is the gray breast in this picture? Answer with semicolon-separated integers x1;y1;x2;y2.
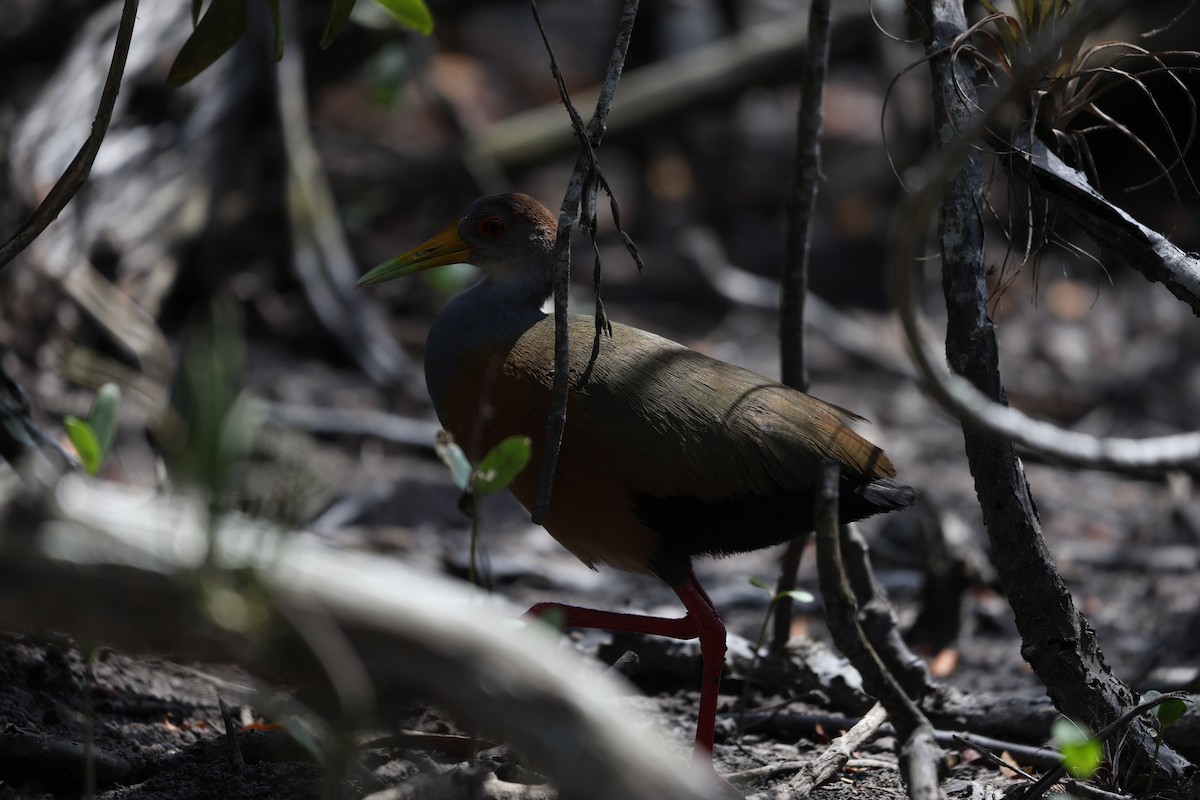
424;280;546;421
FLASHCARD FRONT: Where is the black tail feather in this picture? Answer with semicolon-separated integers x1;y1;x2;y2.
852;477;918;515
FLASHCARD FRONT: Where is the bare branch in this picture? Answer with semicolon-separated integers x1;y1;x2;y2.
771;0;833;658
744;703;888;800
780;0;832;393
1017;131;1200;314
896;301;1200;470
529;0;640;523
0;0;139;269
813;462;942;799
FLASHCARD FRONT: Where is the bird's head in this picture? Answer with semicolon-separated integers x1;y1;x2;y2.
357;194;557;289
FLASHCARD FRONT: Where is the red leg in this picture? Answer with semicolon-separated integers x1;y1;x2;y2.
525;568;727;765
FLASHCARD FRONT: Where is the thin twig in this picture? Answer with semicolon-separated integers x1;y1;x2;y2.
529;0;640;523
0;0;139;269
780;0;831;393
769;532;809;658
771;0;834;658
839;524;935;701
951;733;1037;780
735;710;1076;772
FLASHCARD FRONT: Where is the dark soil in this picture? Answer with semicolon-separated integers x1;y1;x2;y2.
2;266;1197;799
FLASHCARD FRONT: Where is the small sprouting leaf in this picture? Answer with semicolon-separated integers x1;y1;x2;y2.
168;0;248;88
780;589;815;603
1156;700;1185;734
1145;691;1188;729
1156;698;1188;729
266;0;284;62
434;432;473;492
372;0;434;35
320;0;358;49
472;436;531;497
749;577;770;592
1051;718;1102;780
88;383;121;456
65;416;102;475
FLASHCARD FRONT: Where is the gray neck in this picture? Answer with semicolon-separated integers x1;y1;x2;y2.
425;275;549;418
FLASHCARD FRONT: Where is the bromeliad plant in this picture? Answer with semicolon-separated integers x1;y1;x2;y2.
925;0;1200;284
958;0;1196;188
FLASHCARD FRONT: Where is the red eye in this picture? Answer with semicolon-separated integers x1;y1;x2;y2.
478;215;507;238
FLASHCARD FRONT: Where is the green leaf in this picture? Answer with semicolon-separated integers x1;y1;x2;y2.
65;416;102;475
780;589;815;603
1156;698;1188;729
472;436;531;497
320;0;358;49
748;577;770;592
88;383;121;457
1051;718;1102;780
1145;691;1188;729
266;0;284;62
434;434;473;492
372;0;434;35
168;0;248;88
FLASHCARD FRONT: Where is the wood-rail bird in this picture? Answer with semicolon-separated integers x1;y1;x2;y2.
358;194;915;776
